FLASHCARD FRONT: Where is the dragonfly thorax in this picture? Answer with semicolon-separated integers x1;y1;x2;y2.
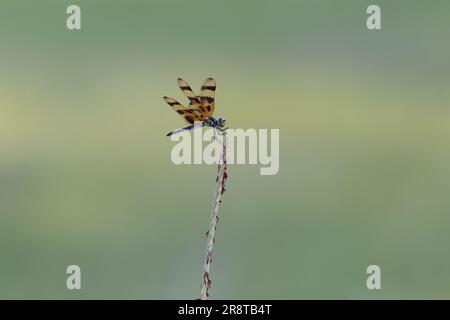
205;117;226;129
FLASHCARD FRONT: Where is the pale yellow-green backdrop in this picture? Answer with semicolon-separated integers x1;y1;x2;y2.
0;0;449;299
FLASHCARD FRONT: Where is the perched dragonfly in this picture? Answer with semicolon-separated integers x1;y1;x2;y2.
164;78;227;137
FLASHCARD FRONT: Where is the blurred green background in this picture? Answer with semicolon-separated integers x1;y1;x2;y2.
1;0;450;299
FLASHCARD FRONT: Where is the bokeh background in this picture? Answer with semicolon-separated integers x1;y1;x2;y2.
1;0;449;299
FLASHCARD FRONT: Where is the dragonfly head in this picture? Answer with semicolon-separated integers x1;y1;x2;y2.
216;117;226;128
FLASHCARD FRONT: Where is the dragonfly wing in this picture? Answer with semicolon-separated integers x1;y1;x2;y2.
199;77;216;117
164;78;217;136
178;78;212;121
163;96;199;124
177;78;201;104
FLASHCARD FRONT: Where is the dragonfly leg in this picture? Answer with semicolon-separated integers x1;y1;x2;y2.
213;128;226;147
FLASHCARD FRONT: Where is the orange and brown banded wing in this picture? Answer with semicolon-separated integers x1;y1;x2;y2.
199;78;216;117
163;96;197;124
189;105;209;121
177;78;212;121
180;109;205;124
177;78;201;105
163;96;186;112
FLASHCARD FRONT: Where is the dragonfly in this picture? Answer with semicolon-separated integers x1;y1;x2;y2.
164;78;227;137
